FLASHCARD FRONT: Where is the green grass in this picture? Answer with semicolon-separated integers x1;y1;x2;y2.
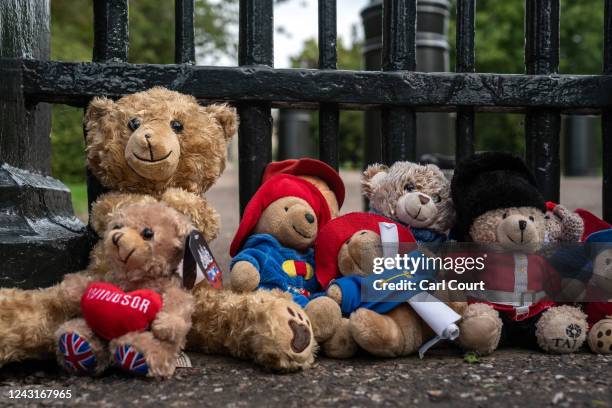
65;182;88;222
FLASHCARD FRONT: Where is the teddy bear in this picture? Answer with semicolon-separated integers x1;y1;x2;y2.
543;201;584;243
55;203;195;378
228;173;332;305
361;161;455;243
261;158;345;218
311;212;456;358
0;88;316;372
551;228;612;354
450;151;588;355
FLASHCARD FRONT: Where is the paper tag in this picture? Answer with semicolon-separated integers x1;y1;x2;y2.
175;351;192;368
181;230;223;290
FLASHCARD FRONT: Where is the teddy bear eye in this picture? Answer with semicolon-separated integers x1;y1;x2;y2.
432;194;441;203
141;228;154;240
606;258;611;266
112;224;123;230
502;213;508;219
128;118;140;131
529;216;535;222
404;182;415;192
170;120;183;133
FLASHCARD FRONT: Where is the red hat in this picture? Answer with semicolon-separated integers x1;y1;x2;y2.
575;208;612;241
314;212;416;289
262;158;345;208
230;174;332;256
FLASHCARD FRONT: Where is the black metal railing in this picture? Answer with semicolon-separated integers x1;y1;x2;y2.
3;0;612;223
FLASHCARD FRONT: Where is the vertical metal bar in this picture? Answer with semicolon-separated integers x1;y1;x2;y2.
455;0;476;163
381;0;417;165
524;0;560;202
318;0;339;170
238;0;273;215
93;0;129;62
603;0;612;222
89;0;129;214
175;0;196;64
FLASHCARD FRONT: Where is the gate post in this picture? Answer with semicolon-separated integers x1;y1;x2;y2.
0;0;89;288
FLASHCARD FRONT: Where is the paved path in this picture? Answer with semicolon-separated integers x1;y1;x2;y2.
1;350;610;407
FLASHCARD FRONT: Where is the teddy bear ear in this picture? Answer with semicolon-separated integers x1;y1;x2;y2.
361;163;388;199
201;104;238;141
85;96;115;127
426;163;441;172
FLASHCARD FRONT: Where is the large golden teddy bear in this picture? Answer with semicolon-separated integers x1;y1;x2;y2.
0;87;315;372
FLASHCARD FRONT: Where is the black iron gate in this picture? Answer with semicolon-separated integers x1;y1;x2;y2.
1;0;612;286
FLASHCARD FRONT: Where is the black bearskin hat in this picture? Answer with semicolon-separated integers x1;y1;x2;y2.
451;152;546;241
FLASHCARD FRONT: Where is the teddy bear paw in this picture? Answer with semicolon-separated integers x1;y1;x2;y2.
588;318;612;354
536;305;587;354
458;303;502;356
113;344;149;376
304;296;342;342
57;332;98;376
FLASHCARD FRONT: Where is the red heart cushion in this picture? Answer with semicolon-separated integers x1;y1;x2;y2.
81;282;163;340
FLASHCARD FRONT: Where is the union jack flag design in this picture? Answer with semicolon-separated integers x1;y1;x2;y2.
58;332;96;373
114;344;148;375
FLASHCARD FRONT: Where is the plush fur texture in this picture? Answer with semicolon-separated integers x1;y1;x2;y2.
55;203;195;379
188;287;315;372
451;152;546;241
544;204;584;243
0;88;317;372
362;162;455;235
453;153;587;355
230;195;319;292
315;229;470;358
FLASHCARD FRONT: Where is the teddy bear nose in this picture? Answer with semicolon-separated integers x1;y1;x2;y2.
304;213;315;224
418;194;430;205
144;133;152;139
112;232;124;247
518;220;527;230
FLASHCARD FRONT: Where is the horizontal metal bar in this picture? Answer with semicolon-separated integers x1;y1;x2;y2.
10;59;612;113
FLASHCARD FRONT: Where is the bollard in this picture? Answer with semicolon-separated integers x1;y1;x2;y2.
0;0;89;288
361;0;454;166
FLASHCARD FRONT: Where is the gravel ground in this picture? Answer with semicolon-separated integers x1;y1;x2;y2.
1;349;610;407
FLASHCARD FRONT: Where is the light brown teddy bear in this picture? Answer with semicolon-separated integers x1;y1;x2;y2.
0;88;316;372
55;203;194;378
451;152;588;355
311;212;460;358
361;161;455;243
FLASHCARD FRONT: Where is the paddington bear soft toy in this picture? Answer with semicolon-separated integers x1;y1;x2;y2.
229;173;332;307
261;158;345;218
311;212;452;358
362;161;455;243
451;152;588;355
